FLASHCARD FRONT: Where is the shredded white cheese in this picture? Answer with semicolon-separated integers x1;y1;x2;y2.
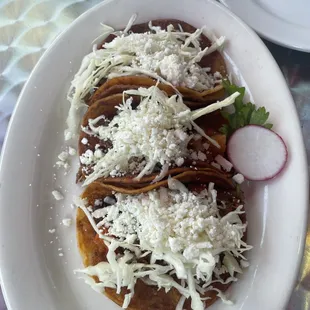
56;146;76;171
240;260;250;268
197;151;207;161
58;151;69;162
68;147;76;156
81;138;88;145
203;142;210;151
233;173;245;184
215;154;233;172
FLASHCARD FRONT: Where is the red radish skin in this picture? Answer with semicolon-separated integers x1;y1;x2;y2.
227;125;288;181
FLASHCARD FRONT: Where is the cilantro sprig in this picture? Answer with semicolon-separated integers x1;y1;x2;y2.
219;80;273;136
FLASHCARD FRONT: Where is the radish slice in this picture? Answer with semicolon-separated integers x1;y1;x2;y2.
227;125;288;181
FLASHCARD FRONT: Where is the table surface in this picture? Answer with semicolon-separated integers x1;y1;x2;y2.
0;1;309;309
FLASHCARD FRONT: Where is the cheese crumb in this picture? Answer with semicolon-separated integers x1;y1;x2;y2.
64;163;70;170
62;218;72;227
52;190;64;201
58;151;69;162
80;149;94;165
68;147;76;156
81;137;88;145
215;155;233;172
48;229;56;234
233;173;245;184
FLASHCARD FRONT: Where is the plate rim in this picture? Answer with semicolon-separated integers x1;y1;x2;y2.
0;0;308;309
219;0;310;52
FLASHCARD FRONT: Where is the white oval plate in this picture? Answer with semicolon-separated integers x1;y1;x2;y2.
220;0;310;52
0;0;308;309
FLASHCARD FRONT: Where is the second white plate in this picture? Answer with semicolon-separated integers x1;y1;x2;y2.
220;0;310;52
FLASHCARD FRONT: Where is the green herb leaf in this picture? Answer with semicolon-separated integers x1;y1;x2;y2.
264;123;273;129
219;124;229;135
220;80;273;136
